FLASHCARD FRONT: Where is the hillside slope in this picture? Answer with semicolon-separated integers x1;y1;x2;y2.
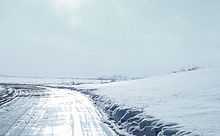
78;68;220;135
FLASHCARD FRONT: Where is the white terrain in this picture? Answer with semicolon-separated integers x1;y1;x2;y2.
76;68;220;136
0;84;116;136
0;68;220;136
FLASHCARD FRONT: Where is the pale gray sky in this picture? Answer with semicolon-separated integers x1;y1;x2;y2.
0;0;220;77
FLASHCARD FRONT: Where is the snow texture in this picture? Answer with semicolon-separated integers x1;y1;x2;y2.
0;85;116;136
77;68;220;136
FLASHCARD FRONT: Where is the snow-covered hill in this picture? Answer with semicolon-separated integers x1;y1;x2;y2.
77;68;220;135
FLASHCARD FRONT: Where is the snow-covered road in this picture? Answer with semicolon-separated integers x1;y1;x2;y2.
0;87;115;136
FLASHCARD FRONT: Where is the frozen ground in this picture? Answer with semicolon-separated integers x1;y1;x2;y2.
0;84;116;136
76;68;220;136
1;68;220;136
0;76;109;86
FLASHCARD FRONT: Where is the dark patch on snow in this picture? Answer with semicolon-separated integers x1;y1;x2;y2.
172;66;200;74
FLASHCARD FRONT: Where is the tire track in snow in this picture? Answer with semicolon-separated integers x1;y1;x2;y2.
0;86;116;136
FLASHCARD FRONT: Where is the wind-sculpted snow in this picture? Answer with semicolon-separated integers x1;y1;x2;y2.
0;86;15;106
76;68;220;136
79;89;196;136
0;84;47;106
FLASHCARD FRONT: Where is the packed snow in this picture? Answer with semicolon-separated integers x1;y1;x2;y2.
76;68;220;136
0;84;116;136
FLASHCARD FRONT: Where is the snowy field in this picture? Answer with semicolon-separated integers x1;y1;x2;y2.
0;76;107;86
1;68;220;136
76;68;220;136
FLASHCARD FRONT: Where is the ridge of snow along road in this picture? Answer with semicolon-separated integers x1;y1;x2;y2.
76;68;220;136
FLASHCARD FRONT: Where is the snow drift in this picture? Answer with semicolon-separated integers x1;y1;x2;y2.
77;68;220;136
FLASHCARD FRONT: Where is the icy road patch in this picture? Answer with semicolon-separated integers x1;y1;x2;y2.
0;86;116;136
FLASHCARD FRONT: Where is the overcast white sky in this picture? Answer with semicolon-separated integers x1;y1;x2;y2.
0;0;220;77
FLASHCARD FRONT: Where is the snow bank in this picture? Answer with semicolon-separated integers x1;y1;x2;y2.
77;68;220;136
0;86;4;92
0;85;15;106
0;84;47;106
